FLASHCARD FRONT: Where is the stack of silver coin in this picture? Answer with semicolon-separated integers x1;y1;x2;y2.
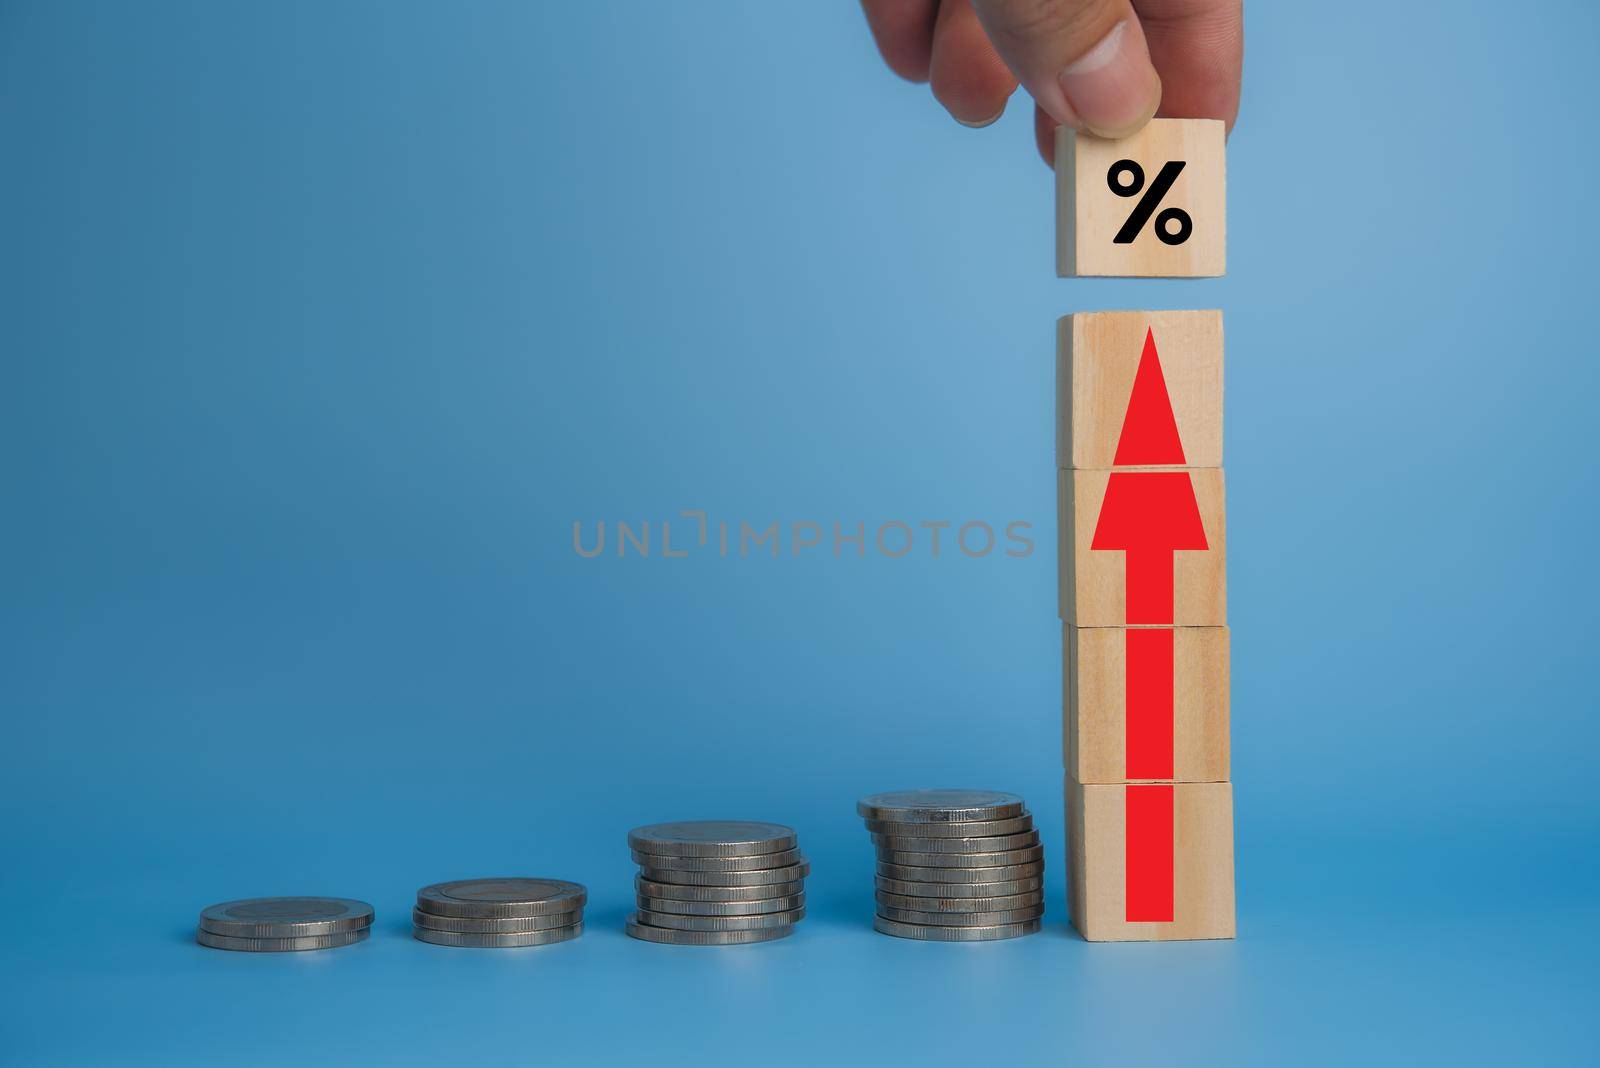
627;820;808;945
196;896;374;952
858;789;1045;941
412;878;586;948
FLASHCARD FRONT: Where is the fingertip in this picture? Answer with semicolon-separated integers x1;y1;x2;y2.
929;0;1019;127
883;40;935;84
1056;18;1163;140
1138;0;1243;132
1034;105;1058;168
956;108;1008;129
861;0;937;83
931;60;1018;127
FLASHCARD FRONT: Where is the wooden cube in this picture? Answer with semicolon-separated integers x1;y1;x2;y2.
1056;119;1225;278
1065;625;1229;784
1066;778;1235;941
1057;310;1223;470
1057;468;1227;626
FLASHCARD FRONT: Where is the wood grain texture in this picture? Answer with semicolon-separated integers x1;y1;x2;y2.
1057;467;1227;626
1064;625;1230;784
1066;778;1236;941
1057;310;1223;470
1056;119;1226;278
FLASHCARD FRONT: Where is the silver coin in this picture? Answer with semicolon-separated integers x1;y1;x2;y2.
637;861;809;887
635;876;806;902
196;927;370;953
625;917;797;945
879;904;1045;926
864;815;1033;839
856;790;1026;824
875;890;1043;913
873;915;1041;941
635;906;805;932
415;878;587;918
639;893;805;917
876;875;1042;898
877;845;1043;869
871;830;1039;854
411;907;583;933
413;922;583;949
877;861;1043;884
630;847;802;872
628;821;797;858
198;897;374;939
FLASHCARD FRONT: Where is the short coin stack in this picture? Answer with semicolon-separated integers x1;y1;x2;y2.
412;878;586;948
858;789;1045;941
627;821;808;946
196;896;373;952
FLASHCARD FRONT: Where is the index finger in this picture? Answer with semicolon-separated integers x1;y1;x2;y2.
1134;0;1243;131
861;0;940;83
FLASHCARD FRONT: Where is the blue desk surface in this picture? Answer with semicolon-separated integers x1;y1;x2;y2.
5;824;1594;1064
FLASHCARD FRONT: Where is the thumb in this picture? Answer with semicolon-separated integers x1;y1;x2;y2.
972;0;1161;139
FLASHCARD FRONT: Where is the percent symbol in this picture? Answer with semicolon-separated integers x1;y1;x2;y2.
1107;159;1192;246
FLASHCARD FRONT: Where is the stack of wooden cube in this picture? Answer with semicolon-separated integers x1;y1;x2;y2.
1054;120;1236;941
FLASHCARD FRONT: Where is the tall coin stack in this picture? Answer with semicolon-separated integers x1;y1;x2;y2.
411;878;586;948
858;790;1045;941
627;821;808;946
196;896;374;952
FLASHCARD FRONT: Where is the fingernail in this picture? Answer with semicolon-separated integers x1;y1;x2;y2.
1056;19;1161;139
955;108;1004;129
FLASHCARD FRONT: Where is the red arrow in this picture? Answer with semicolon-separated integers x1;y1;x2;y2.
1091;471;1207;624
1124;628;1174;779
1125;783;1173;923
1089;329;1207;924
1112;329;1188;466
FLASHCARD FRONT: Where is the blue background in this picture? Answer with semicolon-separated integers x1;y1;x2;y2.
3;1;1596;1064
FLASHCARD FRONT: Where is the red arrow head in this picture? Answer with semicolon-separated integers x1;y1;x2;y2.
1112;329;1187;466
1091;471;1208;551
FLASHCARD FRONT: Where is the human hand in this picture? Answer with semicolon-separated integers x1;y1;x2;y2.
861;0;1243;163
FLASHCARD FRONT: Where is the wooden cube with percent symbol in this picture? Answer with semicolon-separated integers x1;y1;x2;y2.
1064;624;1229;784
1066;778;1236;941
1056;119;1226;278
